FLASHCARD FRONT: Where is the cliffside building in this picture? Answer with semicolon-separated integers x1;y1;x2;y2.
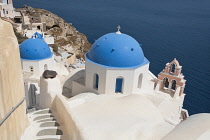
0;0;15;18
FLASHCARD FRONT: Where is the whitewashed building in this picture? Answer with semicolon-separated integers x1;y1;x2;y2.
64;29;188;125
20;33;55;78
0;0;15;18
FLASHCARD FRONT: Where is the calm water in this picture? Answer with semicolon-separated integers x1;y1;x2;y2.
14;0;210;115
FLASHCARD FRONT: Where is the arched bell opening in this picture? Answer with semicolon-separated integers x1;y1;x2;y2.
171;80;177;92
163;77;169;89
170;63;176;73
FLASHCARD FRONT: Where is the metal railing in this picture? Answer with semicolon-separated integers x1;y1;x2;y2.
0;96;26;126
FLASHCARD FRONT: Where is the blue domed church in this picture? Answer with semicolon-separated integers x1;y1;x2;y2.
71;30;154;96
20;32;55;78
68;29;188;124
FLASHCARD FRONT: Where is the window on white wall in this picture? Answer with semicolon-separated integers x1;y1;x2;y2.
44;64;48;70
30;66;34;73
138;73;143;88
94;74;99;90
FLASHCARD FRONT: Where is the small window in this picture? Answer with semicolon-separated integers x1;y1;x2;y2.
37;26;41;30
94;74;99;90
30;66;34;73
44;64;48;70
138;73;143;88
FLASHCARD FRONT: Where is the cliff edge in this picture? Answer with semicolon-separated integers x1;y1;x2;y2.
16;6;91;58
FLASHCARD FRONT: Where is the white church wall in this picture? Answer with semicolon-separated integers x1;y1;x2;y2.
132;64;150;93
157;95;185;125
22;57;54;78
22;60;40;77
85;61;153;95
85;61;107;94
105;69;135;94
38;57;54;73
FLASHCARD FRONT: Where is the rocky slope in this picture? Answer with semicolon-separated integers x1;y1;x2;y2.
16;6;91;58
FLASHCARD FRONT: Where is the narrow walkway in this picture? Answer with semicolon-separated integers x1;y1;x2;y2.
21;108;64;140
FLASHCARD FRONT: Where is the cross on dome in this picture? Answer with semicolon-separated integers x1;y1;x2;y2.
116;25;121;34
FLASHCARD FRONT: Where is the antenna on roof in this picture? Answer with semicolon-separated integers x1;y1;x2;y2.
116;25;121;34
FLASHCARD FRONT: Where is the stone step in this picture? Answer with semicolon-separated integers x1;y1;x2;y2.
36;135;61;140
39;121;60;127
36;128;63;136
34;109;52;115
37;118;56;123
32;113;53;119
33;114;54;121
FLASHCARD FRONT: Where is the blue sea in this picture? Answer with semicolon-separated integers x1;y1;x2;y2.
14;0;210;115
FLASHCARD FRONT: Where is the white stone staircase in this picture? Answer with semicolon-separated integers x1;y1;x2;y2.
21;108;63;140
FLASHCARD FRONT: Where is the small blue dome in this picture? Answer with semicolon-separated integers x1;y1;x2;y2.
20;37;53;61
33;32;44;39
86;33;149;68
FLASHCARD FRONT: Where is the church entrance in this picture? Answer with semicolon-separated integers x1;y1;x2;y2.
115;77;123;93
27;84;37;109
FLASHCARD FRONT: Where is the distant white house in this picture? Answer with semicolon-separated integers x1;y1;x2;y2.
0;0;15;18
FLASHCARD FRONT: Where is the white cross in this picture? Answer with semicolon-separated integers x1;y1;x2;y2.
117;25;121;32
116;25;121;34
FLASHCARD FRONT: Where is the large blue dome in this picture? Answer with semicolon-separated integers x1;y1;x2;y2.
86;33;149;68
20;37;53;61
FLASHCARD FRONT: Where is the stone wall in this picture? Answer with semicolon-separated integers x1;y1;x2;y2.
0;19;28;140
51;94;82;140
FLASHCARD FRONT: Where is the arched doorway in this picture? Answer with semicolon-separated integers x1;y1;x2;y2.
27;84;37;108
138;73;143;89
115;77;123;93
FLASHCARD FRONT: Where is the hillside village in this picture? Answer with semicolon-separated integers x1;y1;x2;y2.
1;3;91;69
